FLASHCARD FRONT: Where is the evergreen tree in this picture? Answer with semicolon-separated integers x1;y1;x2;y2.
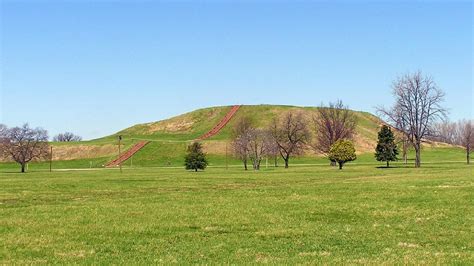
185;142;208;172
328;139;357;170
375;125;398;167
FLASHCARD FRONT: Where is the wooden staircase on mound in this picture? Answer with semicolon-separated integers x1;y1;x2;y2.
196;105;241;140
104;105;241;167
105;140;150;168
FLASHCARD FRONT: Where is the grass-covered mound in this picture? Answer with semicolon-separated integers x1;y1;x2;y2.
37;105;385;168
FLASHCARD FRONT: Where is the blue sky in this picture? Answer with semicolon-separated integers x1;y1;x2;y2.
1;1;472;140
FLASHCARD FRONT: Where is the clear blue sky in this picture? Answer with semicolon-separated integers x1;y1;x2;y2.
1;1;472;140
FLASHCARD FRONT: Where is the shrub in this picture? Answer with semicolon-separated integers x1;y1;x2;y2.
328;139;356;169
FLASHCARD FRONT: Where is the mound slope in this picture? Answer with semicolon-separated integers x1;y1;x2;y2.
34;105;389;167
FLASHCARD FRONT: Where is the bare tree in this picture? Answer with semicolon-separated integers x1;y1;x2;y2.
378;71;447;168
396;132;412;164
270;111;310;168
247;129;273;170
0;124;7;137
384;108;412;164
53;132;82;142
0;124;8;157
429;121;457;144
312;100;357;165
231;116;253;170
266;135;280;167
2;124;50;172
454;120;473;164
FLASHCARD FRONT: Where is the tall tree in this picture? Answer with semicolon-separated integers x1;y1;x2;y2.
184;142;208;172
328;139;357;170
375;125;399;167
270;111;310;168
378;71;447;168
454;120;473;164
53;132;82;142
1;124;50;173
312;100;357;165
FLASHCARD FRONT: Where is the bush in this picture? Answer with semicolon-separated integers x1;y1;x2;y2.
328;139;356;169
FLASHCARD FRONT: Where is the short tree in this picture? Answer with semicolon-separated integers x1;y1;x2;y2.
375;125;398;167
1;124;50;173
270;111;310;168
328;139;357;170
53;132;82;142
184;142;208;172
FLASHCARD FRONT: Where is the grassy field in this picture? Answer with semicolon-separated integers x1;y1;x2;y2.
1;159;472;264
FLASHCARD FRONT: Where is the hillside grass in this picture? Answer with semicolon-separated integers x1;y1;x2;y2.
0;161;472;264
80;104;384;143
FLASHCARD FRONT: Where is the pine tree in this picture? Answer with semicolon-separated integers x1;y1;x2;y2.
375;125;398;167
185;142;208;172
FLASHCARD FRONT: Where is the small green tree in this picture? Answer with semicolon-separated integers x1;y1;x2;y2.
375;125;399;167
184;142;208;172
328;139;357;169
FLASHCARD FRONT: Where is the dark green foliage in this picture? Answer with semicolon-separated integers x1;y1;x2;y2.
184;142;208;171
375;125;399;167
328;139;357;169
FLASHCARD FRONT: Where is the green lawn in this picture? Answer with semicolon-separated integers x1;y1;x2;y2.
1;161;472;264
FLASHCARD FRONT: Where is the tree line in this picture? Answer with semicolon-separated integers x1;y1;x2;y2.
186;71;472;171
229;100;358;170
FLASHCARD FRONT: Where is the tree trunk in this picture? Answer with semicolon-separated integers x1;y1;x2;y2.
338;162;343;169
284;158;289;168
21;163;26;173
195;168;198;172
403;139;408;164
386;161;389;168
244;159;248;170
467;149;470;165
414;141;421;168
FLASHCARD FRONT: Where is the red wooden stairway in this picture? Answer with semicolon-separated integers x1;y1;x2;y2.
105;140;150;168
196;105;241;140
